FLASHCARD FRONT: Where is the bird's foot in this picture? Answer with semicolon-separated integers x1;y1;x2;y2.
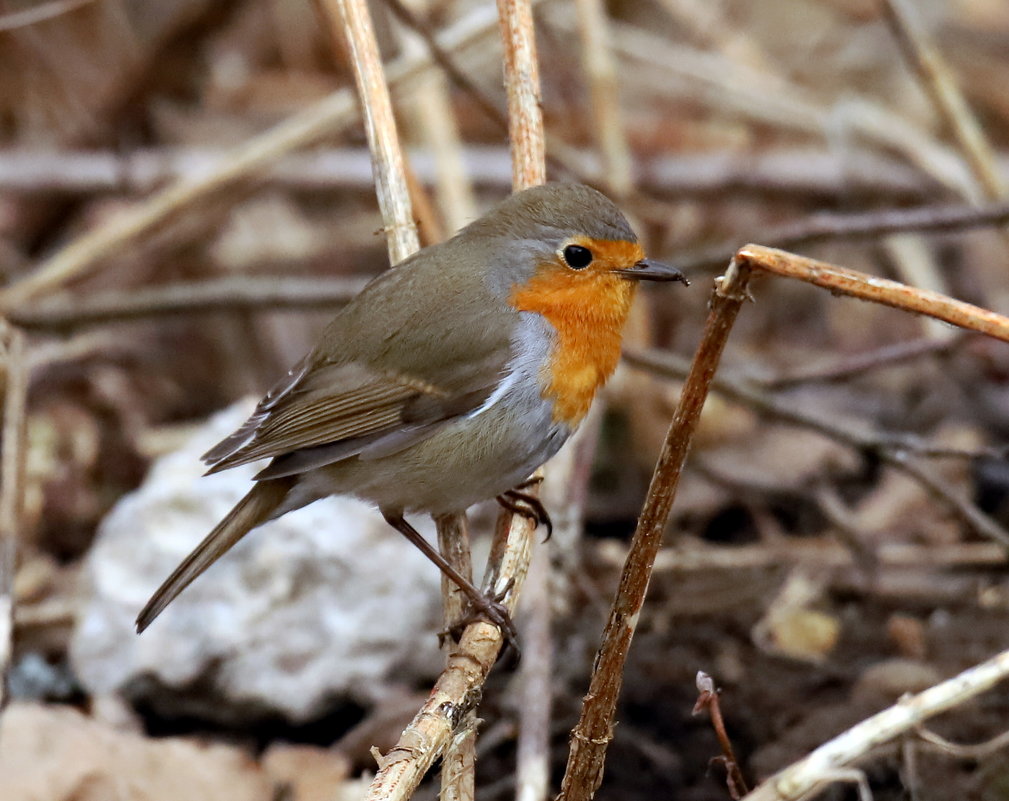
439;578;520;663
496;484;553;541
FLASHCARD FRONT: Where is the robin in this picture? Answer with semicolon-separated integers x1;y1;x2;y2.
136;183;687;638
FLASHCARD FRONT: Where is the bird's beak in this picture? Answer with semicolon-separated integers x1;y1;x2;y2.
615;258;689;284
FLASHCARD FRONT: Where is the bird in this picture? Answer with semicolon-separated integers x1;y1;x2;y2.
136;183;687;639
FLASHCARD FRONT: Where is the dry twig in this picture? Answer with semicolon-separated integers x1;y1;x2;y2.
365;0;548;797
494;3;552;801
496;0;546;190
679;198;1009;273
318;2;489;798
739;245;1009;343
574;0;632;197
880;0;1005;202
8;276;368;330
558;259;753;801
625;346;1009;549
694;672;748;799
0;323;27;710
321;0;419;264
742;648;1009;801
563;240;1009;797
433;512;477;801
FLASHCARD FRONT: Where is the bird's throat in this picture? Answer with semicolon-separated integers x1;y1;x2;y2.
510;273;637;426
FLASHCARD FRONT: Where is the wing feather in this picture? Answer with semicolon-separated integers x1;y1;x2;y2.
202;245;517;478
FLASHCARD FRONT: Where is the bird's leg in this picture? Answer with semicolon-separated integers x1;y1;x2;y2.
496;478;553;540
382;512;519;651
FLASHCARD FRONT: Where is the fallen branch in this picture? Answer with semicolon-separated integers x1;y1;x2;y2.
742;647;1009;801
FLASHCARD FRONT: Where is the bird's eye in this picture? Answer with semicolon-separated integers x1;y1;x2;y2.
562;244;593;269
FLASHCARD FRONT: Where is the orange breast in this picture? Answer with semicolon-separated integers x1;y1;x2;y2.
510;240;643;426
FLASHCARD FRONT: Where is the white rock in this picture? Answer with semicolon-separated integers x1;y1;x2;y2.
71;402;443;722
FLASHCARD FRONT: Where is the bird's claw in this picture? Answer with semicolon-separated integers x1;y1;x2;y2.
496;487;553;541
439;580;520;663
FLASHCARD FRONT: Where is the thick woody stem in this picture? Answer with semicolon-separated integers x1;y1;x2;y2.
557;262;753;801
323;0;419;264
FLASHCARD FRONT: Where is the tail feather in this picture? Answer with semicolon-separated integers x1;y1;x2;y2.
136;479;294;633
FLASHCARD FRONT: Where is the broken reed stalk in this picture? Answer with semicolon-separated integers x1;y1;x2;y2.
557;259;754;801
322;0;419;264
497;0;546;190
742;647;1009;801
0;323;27;710
493;3;553;801
433;512;477;801
321;1;488;797
367;0;547;798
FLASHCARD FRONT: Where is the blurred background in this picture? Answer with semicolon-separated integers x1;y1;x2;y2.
4;0;1009;799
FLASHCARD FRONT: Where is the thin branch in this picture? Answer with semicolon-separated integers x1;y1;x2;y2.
679;198;1009;273
694;672;748;799
742;648;1009;801
494;7;551;801
755;335;967;390
322;0;419;264
0;145;964;201
8;276;368;330
916;726;1009;761
366;0;548;796
738;244;1009;343
515;536;553;801
624;346;1009;549
365;508;536;801
0;0;95;31
0;3;508;308
880;0;1005;201
319;3;484;798
558;261;754;801
639;541;1007;574
0;323;28;711
574;0;632;197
